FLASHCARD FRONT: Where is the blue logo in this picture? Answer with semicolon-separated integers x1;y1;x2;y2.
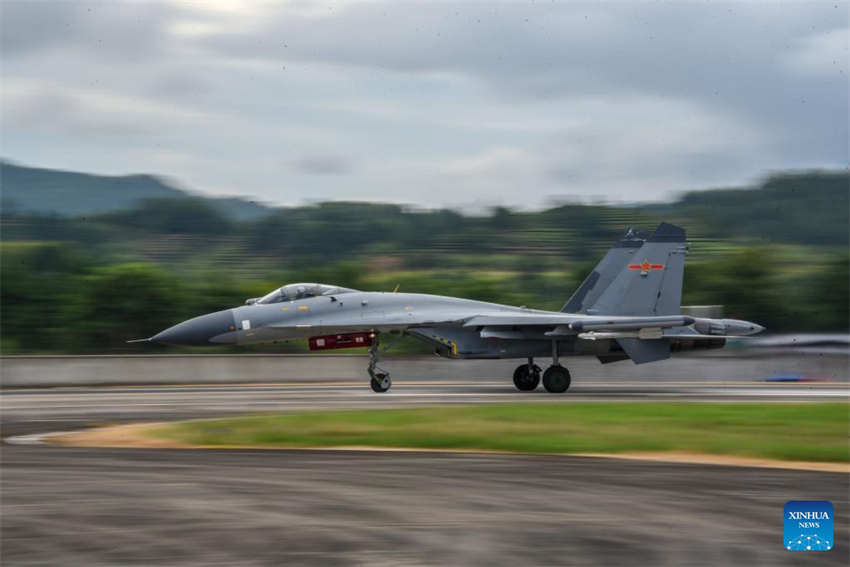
784;501;834;551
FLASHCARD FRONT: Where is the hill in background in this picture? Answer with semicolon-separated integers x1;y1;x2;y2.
0;161;272;221
2;161;847;247
646;171;849;246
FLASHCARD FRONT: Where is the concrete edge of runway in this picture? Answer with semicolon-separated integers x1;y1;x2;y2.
4;351;846;389
8;422;848;474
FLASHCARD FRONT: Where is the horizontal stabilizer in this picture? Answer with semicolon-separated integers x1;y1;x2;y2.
597;353;631;364
617;338;671;364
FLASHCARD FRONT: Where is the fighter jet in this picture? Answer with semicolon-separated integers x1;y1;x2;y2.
141;223;764;392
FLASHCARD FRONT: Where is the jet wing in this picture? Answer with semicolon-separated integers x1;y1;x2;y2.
578;331;751;340
463;314;695;334
266;312;469;335
267;310;700;338
462;313;583;327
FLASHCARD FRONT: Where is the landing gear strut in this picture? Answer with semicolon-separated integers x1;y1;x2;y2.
368;334;391;393
542;340;571;393
513;358;541;391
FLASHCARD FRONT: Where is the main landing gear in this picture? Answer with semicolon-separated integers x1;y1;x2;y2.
513;358;541;391
368;335;391;393
542;364;571;393
512;342;572;393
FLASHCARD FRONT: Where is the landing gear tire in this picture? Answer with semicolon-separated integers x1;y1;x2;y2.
370;373;392;393
542;365;571;393
513;364;541;391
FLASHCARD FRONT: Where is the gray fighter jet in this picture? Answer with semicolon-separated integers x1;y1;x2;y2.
141;223;764;392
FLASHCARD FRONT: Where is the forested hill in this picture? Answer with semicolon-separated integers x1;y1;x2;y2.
1;160;847;248
0;161;272;221
646;171;848;246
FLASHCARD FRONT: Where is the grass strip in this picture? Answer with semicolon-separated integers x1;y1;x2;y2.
150;402;850;462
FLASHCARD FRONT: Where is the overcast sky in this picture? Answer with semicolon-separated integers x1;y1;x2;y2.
1;1;847;209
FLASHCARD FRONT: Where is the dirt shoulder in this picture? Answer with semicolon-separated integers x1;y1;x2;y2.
48;422;850;473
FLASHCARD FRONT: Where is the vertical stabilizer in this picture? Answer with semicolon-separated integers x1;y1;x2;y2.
588;222;687;316
561;228;646;313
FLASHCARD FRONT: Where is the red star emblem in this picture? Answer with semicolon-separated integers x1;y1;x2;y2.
628;259;665;274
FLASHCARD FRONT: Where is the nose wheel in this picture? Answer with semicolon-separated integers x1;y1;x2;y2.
370;372;392;393
367;335;391;393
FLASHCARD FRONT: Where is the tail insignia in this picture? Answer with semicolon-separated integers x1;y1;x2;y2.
628;259;665;276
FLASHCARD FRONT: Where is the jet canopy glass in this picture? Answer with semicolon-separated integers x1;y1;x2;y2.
253;283;357;305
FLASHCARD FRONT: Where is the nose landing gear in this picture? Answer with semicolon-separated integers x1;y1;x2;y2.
370;372;391;393
368;335;391;393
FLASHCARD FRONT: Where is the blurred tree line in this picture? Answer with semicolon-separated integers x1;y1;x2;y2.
1;170;847;354
1;241;846;355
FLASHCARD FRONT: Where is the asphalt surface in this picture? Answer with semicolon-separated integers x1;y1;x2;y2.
2;379;849;565
2;380;847;436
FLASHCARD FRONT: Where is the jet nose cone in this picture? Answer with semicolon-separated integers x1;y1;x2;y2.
151;310;236;346
752;324;766;335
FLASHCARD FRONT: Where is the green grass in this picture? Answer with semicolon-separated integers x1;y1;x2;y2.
150;403;850;462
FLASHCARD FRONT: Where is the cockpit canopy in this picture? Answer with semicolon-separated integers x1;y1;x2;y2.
248;283;357;305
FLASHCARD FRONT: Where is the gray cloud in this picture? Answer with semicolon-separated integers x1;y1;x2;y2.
0;1;847;209
0;1;83;56
1;1;178;62
2;88;158;138
195;3;848;158
291;155;355;176
148;73;211;100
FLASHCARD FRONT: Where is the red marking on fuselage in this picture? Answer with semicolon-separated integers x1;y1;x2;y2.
628;260;665;271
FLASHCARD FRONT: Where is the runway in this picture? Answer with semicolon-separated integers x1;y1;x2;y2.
3;445;847;566
3;379;847;435
2;379;849;565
